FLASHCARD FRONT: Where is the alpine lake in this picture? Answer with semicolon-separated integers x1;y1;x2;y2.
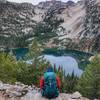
11;48;93;77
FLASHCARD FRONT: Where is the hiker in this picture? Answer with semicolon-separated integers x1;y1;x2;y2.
40;67;60;98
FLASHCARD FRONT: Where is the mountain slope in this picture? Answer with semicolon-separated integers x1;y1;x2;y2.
0;0;84;38
59;2;85;39
0;0;100;52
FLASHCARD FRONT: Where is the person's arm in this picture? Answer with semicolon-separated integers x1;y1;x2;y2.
56;76;61;89
40;76;44;89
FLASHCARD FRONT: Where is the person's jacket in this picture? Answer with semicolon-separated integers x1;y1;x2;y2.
40;76;60;89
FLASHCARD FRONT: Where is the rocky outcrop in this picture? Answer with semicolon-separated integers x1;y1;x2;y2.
0;81;39;98
0;81;89;100
31;92;89;100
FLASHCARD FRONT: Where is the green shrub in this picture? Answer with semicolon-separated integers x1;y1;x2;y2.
16;61;33;85
0;52;17;83
77;54;100;99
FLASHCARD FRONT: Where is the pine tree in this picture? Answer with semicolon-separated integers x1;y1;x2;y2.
77;55;100;99
0;53;17;83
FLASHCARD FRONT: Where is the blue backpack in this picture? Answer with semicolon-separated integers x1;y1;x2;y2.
42;72;59;98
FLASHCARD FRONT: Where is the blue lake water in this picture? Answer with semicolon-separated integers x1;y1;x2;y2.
11;48;92;76
12;48;29;60
44;55;83;76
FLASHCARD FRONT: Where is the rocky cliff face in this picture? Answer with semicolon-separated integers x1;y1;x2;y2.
0;0;100;51
0;0;84;45
36;0;85;39
0;1;35;36
0;1;43;47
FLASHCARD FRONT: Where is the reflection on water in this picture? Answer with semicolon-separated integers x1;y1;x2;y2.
44;55;83;76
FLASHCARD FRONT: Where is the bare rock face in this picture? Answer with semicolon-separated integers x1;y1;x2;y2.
0;81;38;98
71;91;82;99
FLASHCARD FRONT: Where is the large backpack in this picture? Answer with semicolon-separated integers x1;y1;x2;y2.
42;72;59;98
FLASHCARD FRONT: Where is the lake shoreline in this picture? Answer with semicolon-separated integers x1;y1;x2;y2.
0;46;94;56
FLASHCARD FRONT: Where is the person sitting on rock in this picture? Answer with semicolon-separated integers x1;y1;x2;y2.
40;67;60;99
